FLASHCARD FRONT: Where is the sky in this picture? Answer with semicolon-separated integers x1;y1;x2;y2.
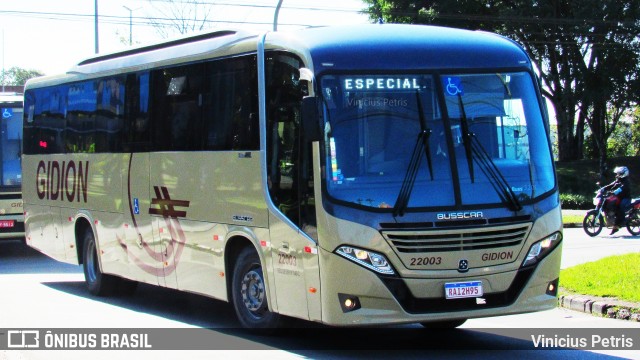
0;0;371;77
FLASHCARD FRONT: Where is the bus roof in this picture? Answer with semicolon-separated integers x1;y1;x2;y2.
26;24;532;89
26;29;259;89
274;24;532;74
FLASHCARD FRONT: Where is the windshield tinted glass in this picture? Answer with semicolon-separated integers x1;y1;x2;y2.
321;75;455;209
441;73;554;206
1;106;22;186
321;72;555;210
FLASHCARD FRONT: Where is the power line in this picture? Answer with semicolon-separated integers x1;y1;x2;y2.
0;9;312;28
144;0;365;13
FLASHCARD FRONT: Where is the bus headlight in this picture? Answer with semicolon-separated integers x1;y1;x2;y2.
335;246;395;275
521;232;562;268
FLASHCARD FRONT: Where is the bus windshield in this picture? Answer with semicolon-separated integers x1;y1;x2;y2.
1;106;22;187
320;72;555;211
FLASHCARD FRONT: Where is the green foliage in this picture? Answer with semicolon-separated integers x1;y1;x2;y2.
561;253;640;302
560;193;591;210
555;159;602;196
362;0;640;164
556;156;640;208
2;66;44;85
607;121;634;157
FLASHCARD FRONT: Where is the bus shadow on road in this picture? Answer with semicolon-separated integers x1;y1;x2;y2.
42;279;240;328
0;240;81;275
36;281;631;358
8;240;630;357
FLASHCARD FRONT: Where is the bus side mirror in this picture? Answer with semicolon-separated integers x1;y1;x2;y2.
302;96;321;142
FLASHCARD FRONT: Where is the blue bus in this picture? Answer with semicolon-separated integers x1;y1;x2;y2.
0;92;24;241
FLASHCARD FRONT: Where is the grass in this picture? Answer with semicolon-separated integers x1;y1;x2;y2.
562;213;584;225
560;253;640;303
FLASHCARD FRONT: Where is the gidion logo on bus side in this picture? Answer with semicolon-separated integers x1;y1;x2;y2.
36;160;89;203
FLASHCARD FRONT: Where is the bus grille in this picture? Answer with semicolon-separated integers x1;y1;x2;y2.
381;223;531;253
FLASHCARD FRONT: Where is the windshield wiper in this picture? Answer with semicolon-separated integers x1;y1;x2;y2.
456;94;522;212
458;93;475;183
393;92;434;217
471;135;522;211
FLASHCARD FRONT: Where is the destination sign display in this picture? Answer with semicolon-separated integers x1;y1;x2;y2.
344;77;421;91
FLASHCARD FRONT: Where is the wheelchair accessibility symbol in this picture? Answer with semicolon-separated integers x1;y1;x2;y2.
444;77;464;96
2;108;13;119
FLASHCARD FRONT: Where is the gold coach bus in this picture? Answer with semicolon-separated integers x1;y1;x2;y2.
23;24;562;329
0;92;24;241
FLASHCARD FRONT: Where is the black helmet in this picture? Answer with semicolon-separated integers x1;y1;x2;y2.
614;166;629;179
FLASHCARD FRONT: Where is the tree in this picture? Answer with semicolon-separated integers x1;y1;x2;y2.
629;107;640;157
146;0;214;39
2;66;44;86
363;0;640;172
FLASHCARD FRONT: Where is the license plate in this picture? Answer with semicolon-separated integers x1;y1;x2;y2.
444;281;483;299
0;220;14;228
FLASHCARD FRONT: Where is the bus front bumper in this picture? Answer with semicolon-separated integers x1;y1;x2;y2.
317;242;562;327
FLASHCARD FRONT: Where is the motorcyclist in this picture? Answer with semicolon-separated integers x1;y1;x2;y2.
602;166;631;234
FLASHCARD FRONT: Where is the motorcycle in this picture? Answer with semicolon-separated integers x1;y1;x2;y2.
582;186;640;236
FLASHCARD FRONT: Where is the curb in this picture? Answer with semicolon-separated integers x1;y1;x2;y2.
558;294;640;322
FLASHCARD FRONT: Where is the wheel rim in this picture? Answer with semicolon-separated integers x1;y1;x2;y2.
85;239;98;283
241;269;266;317
584;212;602;235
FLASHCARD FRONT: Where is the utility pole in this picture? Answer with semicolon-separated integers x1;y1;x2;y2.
123;6;140;46
273;0;284;31
94;0;99;53
2;30;5;92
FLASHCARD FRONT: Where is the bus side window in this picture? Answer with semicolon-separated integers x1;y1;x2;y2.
95;76;125;152
123;73;151;152
203;56;259;151
151;64;203;151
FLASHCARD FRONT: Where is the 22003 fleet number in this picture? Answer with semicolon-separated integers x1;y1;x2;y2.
409;256;442;266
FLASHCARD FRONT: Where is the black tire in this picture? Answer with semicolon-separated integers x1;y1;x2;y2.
82;229;119;296
231;247;281;330
626;210;640;236
582;210;603;237
420;319;467;329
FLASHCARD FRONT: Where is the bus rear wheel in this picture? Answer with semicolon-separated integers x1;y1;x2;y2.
231;247;281;330
82;229;119;296
419;319;467;329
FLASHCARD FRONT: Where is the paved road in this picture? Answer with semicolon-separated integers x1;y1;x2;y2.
560;227;640;269
1;232;639;360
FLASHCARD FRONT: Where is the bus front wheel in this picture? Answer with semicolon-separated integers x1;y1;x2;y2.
231;247;281;330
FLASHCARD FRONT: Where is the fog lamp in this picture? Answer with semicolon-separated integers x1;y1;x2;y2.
338;293;361;313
